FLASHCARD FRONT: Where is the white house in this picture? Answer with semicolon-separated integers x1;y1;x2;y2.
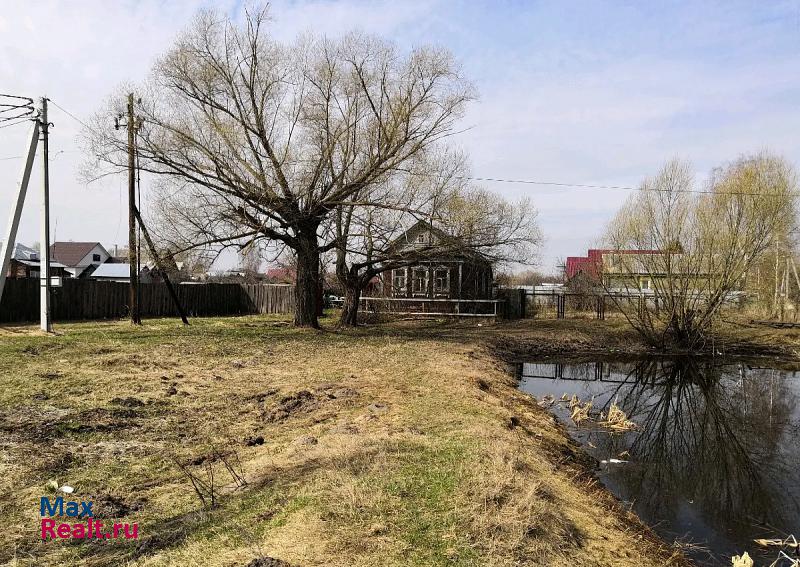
49;242;111;278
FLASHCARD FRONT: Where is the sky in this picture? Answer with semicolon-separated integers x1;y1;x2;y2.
1;0;799;274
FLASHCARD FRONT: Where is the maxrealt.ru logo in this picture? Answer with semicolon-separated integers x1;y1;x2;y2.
40;496;139;540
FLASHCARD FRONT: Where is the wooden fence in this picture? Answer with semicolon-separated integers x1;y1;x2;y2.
0;279;295;323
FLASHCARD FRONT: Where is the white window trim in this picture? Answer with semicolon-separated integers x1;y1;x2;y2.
412;267;429;296
433;266;450;297
392;268;407;296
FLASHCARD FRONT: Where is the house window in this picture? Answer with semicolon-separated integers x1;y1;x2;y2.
392;268;407;295
92;254;101;262
433;267;450;297
412;267;428;296
417;233;425;243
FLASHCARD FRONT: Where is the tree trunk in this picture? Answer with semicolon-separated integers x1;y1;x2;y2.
339;285;361;327
294;227;321;328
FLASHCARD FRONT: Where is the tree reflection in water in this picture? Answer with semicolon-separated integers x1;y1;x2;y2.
518;358;800;564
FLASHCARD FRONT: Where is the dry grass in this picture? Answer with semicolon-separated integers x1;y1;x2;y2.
0;315;682;566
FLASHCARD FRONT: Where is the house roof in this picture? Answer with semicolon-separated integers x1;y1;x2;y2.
50;242;104;266
265;267;295;282
15;259;68;268
91;263;131;279
387;220;492;264
1;241;40;261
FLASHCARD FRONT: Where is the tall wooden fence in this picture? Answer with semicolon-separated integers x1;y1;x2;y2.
0;279;295;323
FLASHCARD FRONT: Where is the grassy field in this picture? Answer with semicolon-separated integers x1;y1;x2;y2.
0;315;686;566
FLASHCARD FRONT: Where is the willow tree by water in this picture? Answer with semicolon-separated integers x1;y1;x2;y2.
86;5;473;328
603;155;796;349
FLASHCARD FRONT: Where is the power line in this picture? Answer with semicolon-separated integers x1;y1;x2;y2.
0;93;35;124
22;100;800;200
48;99;105;137
0;117;34;130
411;171;798;198
0;150;72;162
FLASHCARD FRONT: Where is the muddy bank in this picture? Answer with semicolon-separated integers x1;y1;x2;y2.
485;319;800;362
475;346;690;566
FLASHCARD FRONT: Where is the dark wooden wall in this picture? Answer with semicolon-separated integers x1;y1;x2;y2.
0;280;295;323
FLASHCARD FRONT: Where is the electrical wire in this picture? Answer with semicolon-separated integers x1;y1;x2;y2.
410;171;797;198
37;99;800;200
0;117;34;129
0;94;35;123
48;99;97;133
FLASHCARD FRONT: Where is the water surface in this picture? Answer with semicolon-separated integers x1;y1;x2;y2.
516;357;800;566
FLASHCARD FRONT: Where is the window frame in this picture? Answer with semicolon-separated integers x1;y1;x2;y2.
411;267;429;297
92;253;101;262
433;266;450;297
392;268;407;296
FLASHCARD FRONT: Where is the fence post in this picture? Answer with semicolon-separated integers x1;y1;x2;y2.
596;295;605;320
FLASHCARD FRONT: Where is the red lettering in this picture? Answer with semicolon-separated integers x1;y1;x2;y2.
57;523;71;538
41;518;56;540
72;523;86;538
124;523;138;539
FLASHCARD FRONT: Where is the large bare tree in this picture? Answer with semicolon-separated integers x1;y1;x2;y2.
603;154;796;349
86;5;473;327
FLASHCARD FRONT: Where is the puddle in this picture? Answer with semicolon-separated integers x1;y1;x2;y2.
515;357;800;566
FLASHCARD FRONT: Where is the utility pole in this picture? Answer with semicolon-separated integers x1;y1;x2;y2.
114;96;188;326
126;93;140;324
39;97;53;332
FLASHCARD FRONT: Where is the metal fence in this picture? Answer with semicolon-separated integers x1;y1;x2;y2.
521;290;672;320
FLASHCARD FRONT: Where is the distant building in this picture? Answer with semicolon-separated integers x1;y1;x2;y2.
265;267;295;284
566;248;666;290
50;242;111;278
90;262;153;283
1;241;70;279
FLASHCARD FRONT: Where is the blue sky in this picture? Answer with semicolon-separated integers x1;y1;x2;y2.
1;0;799;272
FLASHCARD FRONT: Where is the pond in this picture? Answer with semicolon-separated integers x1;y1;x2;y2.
515;357;800;566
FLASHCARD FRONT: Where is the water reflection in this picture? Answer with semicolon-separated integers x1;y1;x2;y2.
517;358;800;566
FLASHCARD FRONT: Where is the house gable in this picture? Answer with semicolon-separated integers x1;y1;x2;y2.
50;242;111;278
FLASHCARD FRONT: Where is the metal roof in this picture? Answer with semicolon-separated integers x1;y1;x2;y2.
0;241;40;260
16;259;68;268
91;263;131;279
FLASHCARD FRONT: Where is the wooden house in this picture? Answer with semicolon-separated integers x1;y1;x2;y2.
381;221;494;301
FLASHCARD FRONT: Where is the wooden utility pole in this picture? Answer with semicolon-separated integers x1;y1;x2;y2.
127;93;140;324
